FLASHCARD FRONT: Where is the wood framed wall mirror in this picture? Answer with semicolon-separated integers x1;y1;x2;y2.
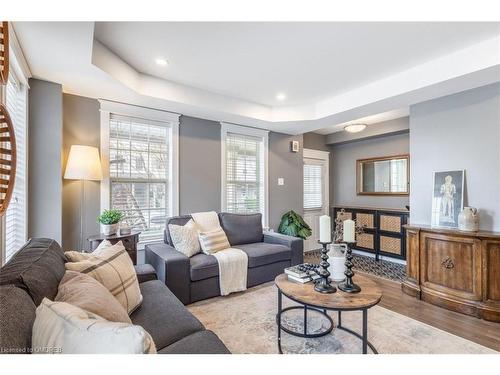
356;154;410;196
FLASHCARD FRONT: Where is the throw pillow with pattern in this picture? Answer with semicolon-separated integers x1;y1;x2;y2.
169;219;201;257
65;241;142;314
198;228;231;254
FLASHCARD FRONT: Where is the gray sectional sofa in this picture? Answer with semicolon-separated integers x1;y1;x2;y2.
145;212;304;305
0;238;229;354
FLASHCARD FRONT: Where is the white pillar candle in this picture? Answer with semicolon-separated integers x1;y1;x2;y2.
319;215;331;243
343;219;356;242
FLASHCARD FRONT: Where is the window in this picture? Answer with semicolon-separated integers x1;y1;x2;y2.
221;123;268;225
4;71;27;262
303;162;323;210
100;101;179;244
390;159;407;192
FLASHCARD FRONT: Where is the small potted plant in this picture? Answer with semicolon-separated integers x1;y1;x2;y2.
97;209;124;236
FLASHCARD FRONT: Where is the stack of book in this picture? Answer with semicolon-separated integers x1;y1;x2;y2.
284;263;321;283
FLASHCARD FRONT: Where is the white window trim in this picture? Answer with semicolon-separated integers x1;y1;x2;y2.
99;100;180;230
220;122;269;227
303;148;330;214
0;23;31;266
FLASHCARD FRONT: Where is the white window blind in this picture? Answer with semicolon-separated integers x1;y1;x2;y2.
303;163;323;210
224;132;265;216
109;114;171;243
5;72;27;262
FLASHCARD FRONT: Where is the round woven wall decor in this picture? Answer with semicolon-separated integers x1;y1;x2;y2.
0;22;9;85
0;104;16;216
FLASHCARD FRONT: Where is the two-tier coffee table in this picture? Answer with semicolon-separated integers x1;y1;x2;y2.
275;273;382;354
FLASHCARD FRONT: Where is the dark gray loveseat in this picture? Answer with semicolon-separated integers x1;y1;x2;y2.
0;238;229;354
145;212;303;305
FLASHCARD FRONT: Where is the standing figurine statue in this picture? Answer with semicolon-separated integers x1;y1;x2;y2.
440;175;456;224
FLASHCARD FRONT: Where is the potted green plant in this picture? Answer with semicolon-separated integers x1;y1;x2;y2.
97;209;124;236
278;210;312;239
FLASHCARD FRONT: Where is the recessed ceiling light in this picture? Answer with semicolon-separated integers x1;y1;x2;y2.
155;58;168;67
276;93;286;101
344;124;367;133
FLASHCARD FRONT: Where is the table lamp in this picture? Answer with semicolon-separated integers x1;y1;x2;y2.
64;145;103;250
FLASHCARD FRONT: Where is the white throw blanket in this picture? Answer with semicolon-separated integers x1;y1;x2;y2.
212;248;248;296
191;211;221;233
192;211;248;296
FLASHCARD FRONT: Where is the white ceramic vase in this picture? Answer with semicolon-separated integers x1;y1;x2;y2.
101;223;119;236
328;243;347;281
458;207;479;232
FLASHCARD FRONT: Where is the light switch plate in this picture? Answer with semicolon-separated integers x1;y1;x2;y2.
278;178;285;186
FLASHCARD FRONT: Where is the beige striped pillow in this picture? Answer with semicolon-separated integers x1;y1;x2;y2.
65;241;142;314
199;228;230;254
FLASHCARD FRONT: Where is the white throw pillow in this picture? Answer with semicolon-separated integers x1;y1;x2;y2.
199;228;231;254
32;298;156;354
65;241;142;314
169;219;201;257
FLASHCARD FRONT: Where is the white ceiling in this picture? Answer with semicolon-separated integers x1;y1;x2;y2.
94;22;500;107
13;22;500;135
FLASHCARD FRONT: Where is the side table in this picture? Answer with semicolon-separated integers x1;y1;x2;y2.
87;231;140;265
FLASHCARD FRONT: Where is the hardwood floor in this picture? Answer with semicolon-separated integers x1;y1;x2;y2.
360;271;500;351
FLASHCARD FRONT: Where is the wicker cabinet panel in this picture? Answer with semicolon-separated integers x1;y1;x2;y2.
356;213;375;229
380;215;402;233
356;233;374;250
380;235;402;255
332;206;408;261
336;210;352;221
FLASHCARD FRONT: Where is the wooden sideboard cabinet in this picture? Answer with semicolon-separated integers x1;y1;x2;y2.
402;224;500;322
332;206;409;261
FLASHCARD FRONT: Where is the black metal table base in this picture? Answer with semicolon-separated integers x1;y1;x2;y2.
277;290;378;354
276;306;334;338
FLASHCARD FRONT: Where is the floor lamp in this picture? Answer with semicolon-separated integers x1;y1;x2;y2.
64;145;103;251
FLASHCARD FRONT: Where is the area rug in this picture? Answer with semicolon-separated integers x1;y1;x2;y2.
188;282;496;354
305;251;406;282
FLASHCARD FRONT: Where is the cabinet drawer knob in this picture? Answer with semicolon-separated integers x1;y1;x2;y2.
441;257;455;269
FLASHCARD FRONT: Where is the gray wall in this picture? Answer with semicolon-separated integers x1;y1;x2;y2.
410;82;500;231
303;132;329;151
330;133;410;210
62;94;101;250
179;115;221;214
28;79;63;242
56;92;304;250
268;133;304;230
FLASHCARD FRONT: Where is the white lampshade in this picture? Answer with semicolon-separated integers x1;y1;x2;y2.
64;145;103;181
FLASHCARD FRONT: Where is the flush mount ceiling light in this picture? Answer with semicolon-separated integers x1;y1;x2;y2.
344;123;367;133
155;58;168;67
276;93;286;101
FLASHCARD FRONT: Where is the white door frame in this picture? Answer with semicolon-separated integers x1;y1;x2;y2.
303;149;330;252
303;148;330;214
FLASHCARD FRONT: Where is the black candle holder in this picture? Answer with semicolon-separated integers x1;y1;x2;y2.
338;241;361;293
314;241;337;294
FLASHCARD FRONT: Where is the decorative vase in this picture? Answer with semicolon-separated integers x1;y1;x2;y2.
458;207;479;232
119;226;132;235
101;223;119;236
328;243;347;281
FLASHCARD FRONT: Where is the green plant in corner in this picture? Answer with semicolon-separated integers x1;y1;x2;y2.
97;209;124;225
278;210;312;239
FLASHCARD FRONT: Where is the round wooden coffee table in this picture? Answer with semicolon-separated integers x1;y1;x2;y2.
275;273;382;354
